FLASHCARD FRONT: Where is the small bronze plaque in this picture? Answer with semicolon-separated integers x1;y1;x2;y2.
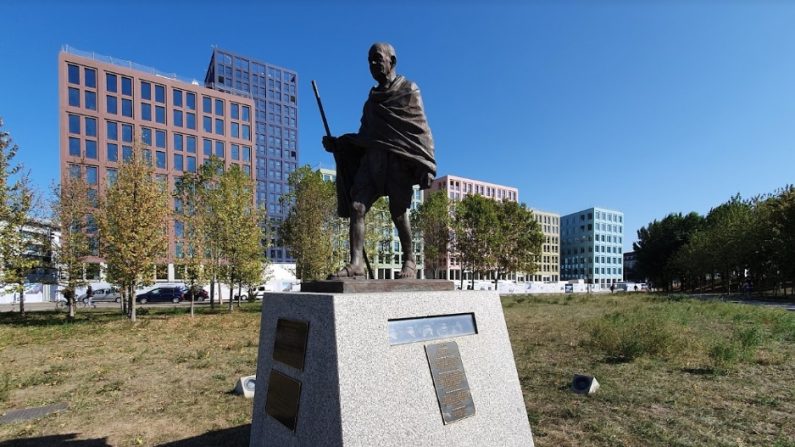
425;341;475;424
273;318;309;371
265;369;302;431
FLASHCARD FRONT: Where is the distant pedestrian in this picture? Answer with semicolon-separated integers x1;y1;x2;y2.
634;284;638;292
86;285;94;307
610;284;615;294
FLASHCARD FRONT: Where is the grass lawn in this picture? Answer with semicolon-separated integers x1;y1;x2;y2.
1;295;793;446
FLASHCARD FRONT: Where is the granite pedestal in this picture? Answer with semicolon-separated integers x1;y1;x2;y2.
250;289;534;447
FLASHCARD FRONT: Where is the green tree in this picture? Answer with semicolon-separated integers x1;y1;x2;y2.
452;194;499;289
173;172;209;316
280;166;337;280
96;143;169;322
213;165;267;310
769;185;795;295
412;190;451;279
0;119;35;317
365;197;394;278
493;201;544;288
633;212;704;291
50;177;92;319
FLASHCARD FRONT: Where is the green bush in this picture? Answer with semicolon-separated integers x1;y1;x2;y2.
588;312;679;361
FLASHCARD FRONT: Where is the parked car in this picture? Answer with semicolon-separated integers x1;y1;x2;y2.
236;284;268;301
135;286;184;304
79;287;121;303
183;285;209;302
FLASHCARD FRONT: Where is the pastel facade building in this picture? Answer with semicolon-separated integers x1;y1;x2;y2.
426;175;519;282
560;207;625;285
59;46;255;281
529;209;560;282
204;48;298;263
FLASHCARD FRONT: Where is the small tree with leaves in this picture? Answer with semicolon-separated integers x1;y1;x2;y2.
493;201;544;287
452;194;499;289
97;143;169;322
0;119;35;317
280;166;337;281
412;190;451;279
50;177;92;319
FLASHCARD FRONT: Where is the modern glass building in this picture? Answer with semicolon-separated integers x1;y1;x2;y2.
204;48;298;263
560;207;625;285
529;209;560;282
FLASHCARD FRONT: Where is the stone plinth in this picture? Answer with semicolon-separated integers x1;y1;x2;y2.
300;279;453;293
250;291;534;447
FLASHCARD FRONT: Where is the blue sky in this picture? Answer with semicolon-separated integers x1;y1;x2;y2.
3;1;795;252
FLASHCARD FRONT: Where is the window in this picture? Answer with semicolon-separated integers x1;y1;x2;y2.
231;144;240;160
123;145;133;161
173;133;183;151
215;141;224;158
203;138;212;156
174;153;183;171
85;68;96;88
122;124;133;142
186;92;196;110
69;137;80;156
68;114;80;134
231;103;239;119
106;95;117;114
243;146;251;161
203;96;212;113
121;77;132;96
242;105;250;121
106;168;117;186
186;112;196;129
231;122;239;138
141;127;152;145
173;89;183;107
68;64;80;84
215;118;224;135
85;91;96;110
215;99;224;116
69;164;80;178
203;116;212;132
107;121;117;140
141;81;151;100
156;151;166;169
68;87;80;107
141;103;152;121
86;166;98;184
242;124;250;140
173;109;183;127
85;140;97;159
155;130;165;148
187;156;196;172
106;73;117;93
186;135;196;153
85;117;97;136
155;106;165;124
107;143;118;162
175;220;184;238
122;99;133;117
155;85;165;103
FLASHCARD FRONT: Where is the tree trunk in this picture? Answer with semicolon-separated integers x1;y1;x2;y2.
237;282;242;307
210;277;216;310
190;290;195;318
129;285;137;322
18;286;25;318
228;280;234;312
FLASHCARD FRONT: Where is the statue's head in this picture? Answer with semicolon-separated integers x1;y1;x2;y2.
368;42;397;85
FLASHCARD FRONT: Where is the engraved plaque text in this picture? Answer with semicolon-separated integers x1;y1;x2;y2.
264;369;302;431
425;341;475;424
273;319;309;371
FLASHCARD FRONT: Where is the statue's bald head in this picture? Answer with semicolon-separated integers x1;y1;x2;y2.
368;42;397;86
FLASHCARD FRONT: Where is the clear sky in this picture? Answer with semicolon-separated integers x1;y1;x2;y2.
3;1;795;252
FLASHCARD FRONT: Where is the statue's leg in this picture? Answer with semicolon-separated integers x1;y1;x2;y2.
392;208;416;279
330;200;367;279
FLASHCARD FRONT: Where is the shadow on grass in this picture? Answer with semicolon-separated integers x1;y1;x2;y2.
0;433;110;446
0;310;124;328
157;424;249;447
682;367;716;375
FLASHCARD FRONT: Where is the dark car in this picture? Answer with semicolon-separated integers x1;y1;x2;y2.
135;286;184;304
183;285;209;302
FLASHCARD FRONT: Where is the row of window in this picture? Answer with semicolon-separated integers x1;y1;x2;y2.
567;211;623;224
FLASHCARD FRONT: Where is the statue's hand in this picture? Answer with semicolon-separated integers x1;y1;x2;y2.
322;136;337;153
420;172;434;189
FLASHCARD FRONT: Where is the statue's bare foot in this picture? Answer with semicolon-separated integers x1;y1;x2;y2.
328;264;366;280
396;259;416;280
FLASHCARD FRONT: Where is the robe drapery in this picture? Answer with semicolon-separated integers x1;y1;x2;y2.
333;75;436;218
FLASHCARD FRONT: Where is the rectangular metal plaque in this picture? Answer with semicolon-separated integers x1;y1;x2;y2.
272;318;309;371
264;369;302;432
388;313;477;345
425;341;476;424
